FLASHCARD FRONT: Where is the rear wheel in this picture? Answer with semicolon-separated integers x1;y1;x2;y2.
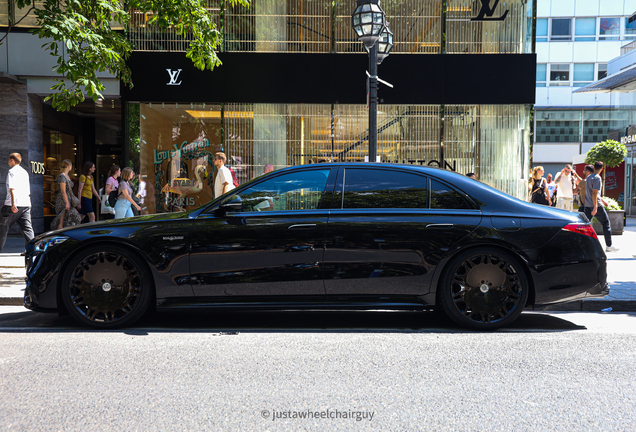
61;245;153;329
439;248;529;330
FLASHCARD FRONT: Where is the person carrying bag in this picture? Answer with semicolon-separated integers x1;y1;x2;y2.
101;165;121;219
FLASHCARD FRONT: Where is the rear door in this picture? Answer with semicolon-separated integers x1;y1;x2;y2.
323;167;482;296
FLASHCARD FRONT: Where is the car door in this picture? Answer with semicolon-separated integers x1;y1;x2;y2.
323;167;482;296
189;167;336;299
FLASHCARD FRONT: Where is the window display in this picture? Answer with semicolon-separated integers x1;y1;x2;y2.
139;103;223;214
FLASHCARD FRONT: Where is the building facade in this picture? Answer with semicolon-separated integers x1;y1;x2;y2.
3;0;536;229
1;1;123;234
534;0;636;178
124;0;536;215
574;43;636;215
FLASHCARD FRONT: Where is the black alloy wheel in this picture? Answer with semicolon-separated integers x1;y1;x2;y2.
439;248;529;330
61;245;153;328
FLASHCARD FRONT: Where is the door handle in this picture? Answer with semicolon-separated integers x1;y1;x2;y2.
288;224;317;230
426;223;454;228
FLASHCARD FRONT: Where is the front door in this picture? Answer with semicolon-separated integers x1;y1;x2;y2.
190;168;335;299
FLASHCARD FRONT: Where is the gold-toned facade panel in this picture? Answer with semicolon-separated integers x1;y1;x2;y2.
127;0;531;54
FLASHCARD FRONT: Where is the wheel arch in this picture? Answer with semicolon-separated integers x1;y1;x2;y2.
55;238;158;313
432;243;536;308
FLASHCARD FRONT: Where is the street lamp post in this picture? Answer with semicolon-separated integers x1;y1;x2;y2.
352;0;392;162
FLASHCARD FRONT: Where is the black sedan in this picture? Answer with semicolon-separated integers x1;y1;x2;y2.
24;163;608;330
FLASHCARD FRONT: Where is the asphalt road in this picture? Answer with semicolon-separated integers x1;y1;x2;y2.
1;307;635;432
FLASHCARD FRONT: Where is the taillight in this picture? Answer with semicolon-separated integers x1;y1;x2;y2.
562;223;598;239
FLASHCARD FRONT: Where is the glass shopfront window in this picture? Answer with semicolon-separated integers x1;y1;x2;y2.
135;102;530;213
138;103;223;215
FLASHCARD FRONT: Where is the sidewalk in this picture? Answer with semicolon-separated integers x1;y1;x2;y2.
0;236;27;306
2;219;636;310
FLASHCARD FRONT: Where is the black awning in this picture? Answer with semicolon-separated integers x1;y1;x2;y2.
574;65;636;93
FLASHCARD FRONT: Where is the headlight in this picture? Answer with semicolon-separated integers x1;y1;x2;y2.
34;236;69;253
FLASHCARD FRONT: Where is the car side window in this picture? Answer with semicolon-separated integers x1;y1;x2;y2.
341;168;428;209
430;179;473;209
228;169;331;212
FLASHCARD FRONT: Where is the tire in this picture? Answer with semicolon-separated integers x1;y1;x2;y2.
439;247;529;330
61;245;153;329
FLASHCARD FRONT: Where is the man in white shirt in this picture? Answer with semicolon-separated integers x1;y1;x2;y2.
213;152;236;198
553;164;581;212
0;153;34;252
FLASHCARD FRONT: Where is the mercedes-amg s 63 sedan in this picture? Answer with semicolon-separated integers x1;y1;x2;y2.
24;163;608;330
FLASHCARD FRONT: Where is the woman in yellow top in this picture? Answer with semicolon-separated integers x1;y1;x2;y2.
78;161;101;223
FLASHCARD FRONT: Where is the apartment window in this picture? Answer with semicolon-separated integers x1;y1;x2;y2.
551;18;572;41
575;18;596;41
573;64;594;87
550;64;570;86
536;64;547;87
598;64;608;80
599;18;619;40
537;18;548;42
625;18;636;39
535;111;581;143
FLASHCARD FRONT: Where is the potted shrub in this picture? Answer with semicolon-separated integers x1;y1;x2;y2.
592;197;625;235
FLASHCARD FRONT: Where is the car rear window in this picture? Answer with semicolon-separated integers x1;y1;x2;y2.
430;179;473;209
341;168;428;209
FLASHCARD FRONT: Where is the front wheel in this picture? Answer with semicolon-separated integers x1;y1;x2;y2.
439;248;529;330
61;245;153;329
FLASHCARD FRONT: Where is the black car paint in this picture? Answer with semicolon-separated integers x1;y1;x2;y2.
24;163;608;315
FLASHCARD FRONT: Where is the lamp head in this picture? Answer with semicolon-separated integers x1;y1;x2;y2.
352;0;387;49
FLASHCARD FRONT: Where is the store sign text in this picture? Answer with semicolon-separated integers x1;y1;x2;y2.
621;134;636;144
30;161;45;175
153;139;211;164
167;197;196;207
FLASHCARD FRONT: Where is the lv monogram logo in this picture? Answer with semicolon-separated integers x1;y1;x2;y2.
470;0;509;22
166;69;183;86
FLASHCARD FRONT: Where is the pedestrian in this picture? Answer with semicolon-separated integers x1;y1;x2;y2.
553;164;581;212
465;172;476;179
114;167;141;219
529;166;551;205
0;153;34;252
134;173;147;216
584;161;617;252
575;165;592;212
102;165;121;220
51;159;81;230
213;152;236;198
546;173;557;206
264;164;274;174
77;161;101;223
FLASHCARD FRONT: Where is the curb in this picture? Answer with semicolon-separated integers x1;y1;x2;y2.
2;297;636;311
0;298;24;306
537;300;636;312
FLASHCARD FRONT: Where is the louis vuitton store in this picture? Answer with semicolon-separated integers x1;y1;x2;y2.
122;0;536;215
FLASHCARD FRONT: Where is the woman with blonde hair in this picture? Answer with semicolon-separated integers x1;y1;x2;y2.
114;167;141;219
529;166;551;206
51;159;81;230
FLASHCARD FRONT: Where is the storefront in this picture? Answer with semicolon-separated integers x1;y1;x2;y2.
120;0;536;215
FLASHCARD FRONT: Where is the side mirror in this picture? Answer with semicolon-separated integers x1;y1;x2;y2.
215;196;242;216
